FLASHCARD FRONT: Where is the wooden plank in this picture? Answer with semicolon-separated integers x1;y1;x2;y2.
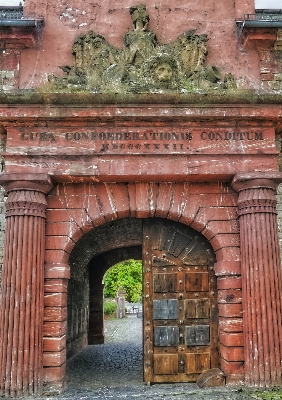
153;273;177;293
153;354;179;375
185;272;209;291
186;353;211;374
168;230;193;258
185;299;210;319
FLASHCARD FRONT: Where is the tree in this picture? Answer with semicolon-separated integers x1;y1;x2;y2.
104;259;142;302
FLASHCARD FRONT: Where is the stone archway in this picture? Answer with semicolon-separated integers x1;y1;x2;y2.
66;217;218;385
1;176;282;396
41;180;243;393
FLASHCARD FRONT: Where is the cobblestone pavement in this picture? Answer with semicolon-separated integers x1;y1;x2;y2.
25;316;256;400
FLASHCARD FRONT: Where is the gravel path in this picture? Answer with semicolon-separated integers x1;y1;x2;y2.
22;316;256;400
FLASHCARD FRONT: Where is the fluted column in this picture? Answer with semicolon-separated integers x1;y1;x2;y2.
0;174;52;397
232;173;282;387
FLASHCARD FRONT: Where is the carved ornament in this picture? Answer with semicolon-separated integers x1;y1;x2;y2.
49;4;237;93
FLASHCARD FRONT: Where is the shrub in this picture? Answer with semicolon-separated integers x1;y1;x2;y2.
104;259;142;302
104;300;118;316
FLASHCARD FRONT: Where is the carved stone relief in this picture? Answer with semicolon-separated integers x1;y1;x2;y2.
49;4;236;93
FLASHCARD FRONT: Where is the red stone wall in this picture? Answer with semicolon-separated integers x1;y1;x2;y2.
43;181;242;387
19;0;261;89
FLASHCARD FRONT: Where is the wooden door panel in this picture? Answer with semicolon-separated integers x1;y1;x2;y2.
153;354;179;375
185;299;210;319
153;273;177;293
185;325;210;346
154;326;179;346
186;353;211;374
185;272;209;291
143;218;218;383
153;299;179;320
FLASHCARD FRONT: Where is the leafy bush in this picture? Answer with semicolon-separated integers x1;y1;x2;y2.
104;259;142;303
104;300;118;316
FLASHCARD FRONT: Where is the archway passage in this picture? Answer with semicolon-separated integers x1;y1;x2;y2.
67;217;218;385
89;246;142;345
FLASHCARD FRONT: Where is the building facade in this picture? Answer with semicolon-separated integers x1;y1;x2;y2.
0;0;282;397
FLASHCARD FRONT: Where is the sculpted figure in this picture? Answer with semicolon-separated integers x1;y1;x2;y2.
169;31;208;79
123;5;156;67
223;73;237;90
57;32;118;88
49;4;237;92
154;62;173;83
141;52;179;92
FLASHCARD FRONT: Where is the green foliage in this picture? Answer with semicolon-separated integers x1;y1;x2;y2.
104;259;142;303
237;387;282;400
104;300;118;316
251;389;282;399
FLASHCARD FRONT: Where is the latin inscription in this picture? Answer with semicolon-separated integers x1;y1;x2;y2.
18;129;266;154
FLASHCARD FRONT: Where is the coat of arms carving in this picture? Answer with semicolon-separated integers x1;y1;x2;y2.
49;4;236;93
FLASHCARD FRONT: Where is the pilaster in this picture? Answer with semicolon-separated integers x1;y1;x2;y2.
232;172;282;387
0;174;52;397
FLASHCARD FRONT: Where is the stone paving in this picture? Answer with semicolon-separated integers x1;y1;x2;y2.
25;316;258;400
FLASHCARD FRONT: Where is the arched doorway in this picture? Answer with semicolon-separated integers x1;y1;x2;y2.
67;217;218;384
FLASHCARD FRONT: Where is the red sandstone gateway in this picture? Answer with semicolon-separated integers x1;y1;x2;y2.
0;0;282;397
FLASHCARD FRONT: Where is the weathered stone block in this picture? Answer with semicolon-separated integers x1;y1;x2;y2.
44;293;67;307
219;318;243;333
43;363;66;383
221;359;244;375
217;276;242;290
220;345;244;362
218;304;243;318
44;307;67;322
43;349;67;367
43;321;67;337
220;332;244;347
218;289;242;304
43;336;66;352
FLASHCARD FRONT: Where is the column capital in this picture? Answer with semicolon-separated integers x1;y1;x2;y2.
231;172;282;192
0;173;53;194
0;174;53;218
232;173;282;217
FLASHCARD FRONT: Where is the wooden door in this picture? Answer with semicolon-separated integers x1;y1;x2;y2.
143;218;218;383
